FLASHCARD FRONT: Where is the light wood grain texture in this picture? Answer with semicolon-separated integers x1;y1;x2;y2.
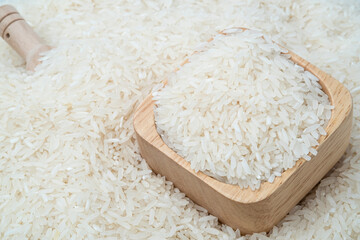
0;5;51;71
134;30;353;234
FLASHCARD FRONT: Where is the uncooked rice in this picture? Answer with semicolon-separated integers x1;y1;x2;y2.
0;0;359;239
153;28;332;190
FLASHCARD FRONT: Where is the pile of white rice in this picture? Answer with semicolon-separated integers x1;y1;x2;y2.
0;0;359;239
153;28;332;190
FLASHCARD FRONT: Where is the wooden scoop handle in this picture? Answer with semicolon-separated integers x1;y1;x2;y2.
0;5;51;71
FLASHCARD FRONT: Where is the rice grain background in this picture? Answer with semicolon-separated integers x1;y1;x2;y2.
0;0;359;239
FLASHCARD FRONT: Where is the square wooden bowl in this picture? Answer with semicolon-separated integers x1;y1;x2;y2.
134;48;352;234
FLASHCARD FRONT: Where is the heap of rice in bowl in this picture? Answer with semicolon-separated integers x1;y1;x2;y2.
153;29;332;190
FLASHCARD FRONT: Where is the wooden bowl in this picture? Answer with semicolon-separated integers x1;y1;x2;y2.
133;31;353;234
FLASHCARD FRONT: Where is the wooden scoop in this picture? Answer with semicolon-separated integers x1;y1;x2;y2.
0;5;50;71
134;29;353;234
